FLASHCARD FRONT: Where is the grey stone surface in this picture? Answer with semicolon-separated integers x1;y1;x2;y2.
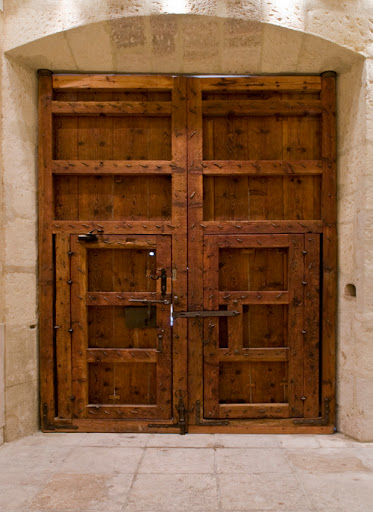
0;433;371;511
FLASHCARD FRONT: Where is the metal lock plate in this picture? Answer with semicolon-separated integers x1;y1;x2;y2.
125;306;157;329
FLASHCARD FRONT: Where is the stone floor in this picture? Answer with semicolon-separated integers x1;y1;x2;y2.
0;432;372;511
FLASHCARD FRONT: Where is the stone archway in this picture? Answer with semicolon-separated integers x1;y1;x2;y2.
1;13;371;441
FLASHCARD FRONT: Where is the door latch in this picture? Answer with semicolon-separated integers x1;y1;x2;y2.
150;268;167;296
78;229;98;242
173;310;240;319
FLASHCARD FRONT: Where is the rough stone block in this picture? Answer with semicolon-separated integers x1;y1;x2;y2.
262;0;305;30
3;183;36;223
4;379;39;442
150;14;177;54
5;325;38;388
66;22;114;72
262;24;303;73
226;0;262;20
4;273;37;327
5;218;37;271
110;17;145;49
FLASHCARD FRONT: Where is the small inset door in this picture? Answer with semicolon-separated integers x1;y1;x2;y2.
70;234;172;420
203;234;320;420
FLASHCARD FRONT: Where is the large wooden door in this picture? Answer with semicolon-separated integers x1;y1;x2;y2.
39;73;336;434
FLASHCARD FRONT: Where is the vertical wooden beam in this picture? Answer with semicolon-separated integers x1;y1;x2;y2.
203;237;220;417
70;236;88;418
187;78;204;424
38;69;55;428
55;234;72;419
320;71;337;425
288;235;305;418
171;77;188;422
303;234;321;418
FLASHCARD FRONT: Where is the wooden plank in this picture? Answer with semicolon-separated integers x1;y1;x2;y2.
218;291;289;305
187;78;205;424
55;234;72;419
287;235;305;418
53;160;174;174
52;100;172;116
86;292;171;306
38;70;55;429
203;236;220;418
320;72;337;425
85;405;159;420
203;220;323;234
53;74;174;91
170;77;189;423
213;234;290;248
197;160;323;175
201;76;322;92
86;348;158;363
71;236;89;419
50;221;175;234
304;235;321;418
202;100;322;116
219;348;289;362
219;403;290;419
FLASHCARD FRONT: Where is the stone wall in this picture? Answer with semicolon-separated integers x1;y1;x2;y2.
1;0;372;442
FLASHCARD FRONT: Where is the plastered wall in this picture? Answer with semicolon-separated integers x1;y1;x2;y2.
1;0;372;442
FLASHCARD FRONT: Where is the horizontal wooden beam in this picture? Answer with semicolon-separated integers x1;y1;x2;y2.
196;160;323;175
201;76;322;92
86;292;171;306
50;221;175;235
53;74;174;91
86;348;158;363
85;405;159;419
219;403;290;419
210;234;290;248
202;100;322;116
220;347;289;362
52;100;172;116
218;291;289;305
74;237;157;248
203;220;323;234
52;160;174;175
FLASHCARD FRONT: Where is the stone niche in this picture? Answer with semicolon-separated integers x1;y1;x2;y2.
1;9;372;442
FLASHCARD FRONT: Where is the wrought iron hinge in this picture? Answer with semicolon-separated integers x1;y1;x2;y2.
195;400;229;426
293;397;330;426
148;390;188;435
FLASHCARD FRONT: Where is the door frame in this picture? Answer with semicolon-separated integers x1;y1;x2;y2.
38;71;336;434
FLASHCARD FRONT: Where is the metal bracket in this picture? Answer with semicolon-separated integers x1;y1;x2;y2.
293;398;330;426
173;310;240;319
148;391;188;435
195;400;229;426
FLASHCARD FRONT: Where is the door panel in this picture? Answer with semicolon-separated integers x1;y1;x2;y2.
70;234;172;420
39;73;335;433
203;234;307;420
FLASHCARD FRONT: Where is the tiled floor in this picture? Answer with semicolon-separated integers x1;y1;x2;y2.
0;432;372;511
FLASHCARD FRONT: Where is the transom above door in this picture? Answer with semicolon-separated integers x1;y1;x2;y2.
39;72;336;434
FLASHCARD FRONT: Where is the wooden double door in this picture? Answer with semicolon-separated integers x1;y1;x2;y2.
39;72;336;433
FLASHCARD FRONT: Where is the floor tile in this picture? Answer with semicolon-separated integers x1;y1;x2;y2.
139;447;214;473
147;433;216;448
214;434;280;448
125;473;218;511
218;473;312;510
60;446;143;474
286;448;372;473
298;472;373;511
79;433;150;448
29;473;133;511
0;471;52;511
276;434;320;449
0;444;74;473
216;448;292;474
